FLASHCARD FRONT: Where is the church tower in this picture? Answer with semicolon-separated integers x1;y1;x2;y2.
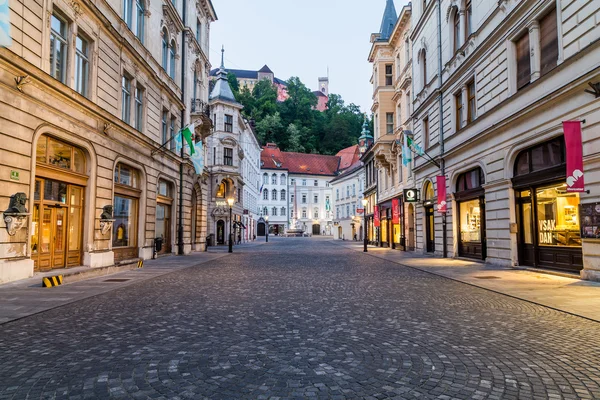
318;77;329;96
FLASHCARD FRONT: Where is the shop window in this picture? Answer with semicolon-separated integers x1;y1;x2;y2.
536;185;580;247
459;199;481;242
514;137;564;176
456;168;485;191
36;135;86;174
216;182;226;198
113;163;140;253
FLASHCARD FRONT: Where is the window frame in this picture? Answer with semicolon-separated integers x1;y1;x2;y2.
74;34;90;97
121;75;132;123
224;114;233;133
224;147;233;166
455;91;463;131
50;12;68;84
385;64;393;86
467;80;476;124
134;84;144;131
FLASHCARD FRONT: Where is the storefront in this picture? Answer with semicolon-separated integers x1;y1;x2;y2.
113;163;141;262
156;179;173;255
513;137;582;272
423;181;435;253
455;168;486;260
380;202;390;247
31;135;87;271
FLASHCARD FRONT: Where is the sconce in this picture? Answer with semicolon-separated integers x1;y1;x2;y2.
99;205;115;235
3;192;29;236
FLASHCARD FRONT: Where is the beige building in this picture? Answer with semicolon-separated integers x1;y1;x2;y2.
407;0;600;279
0;0;216;283
368;1;415;250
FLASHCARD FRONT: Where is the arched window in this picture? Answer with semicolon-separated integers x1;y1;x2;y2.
280;174;286;185
453;7;460;53
113;163;140;259
161;29;168;71
263;190;268;200
514;137;564;177
36;135;86;174
272;207;277;216
421;50;427;89
280;189;286;201
281;207;286;216
272;189;277;200
424;181;435;200
263;173;268;184
456;168;485;192
271;173;277;184
169;40;176;79
216;182;225;198
262;206;268;216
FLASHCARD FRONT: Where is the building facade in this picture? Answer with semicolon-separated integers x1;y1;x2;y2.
240;122;261;242
331;161;365;241
0;0;216;283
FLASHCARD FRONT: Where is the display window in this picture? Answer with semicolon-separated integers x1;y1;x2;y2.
113;163;141;260
455;168;486;259
535;185;580;247
459;199;481;243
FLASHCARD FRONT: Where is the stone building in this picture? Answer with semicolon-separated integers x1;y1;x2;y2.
0;0;216;283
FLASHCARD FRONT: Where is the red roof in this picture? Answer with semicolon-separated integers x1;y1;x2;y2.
260;145;341;176
336;145;361;171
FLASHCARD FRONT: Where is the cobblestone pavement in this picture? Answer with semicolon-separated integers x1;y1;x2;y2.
1;239;600;400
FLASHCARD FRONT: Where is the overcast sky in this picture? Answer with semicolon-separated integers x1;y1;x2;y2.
209;0;409;113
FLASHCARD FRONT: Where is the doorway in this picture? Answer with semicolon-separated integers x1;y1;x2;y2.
257;222;266;236
217;220;225;244
425;206;435;253
312;224;321;235
156;204;172;254
407;204;415;250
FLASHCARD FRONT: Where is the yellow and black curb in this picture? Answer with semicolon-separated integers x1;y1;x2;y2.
42;275;63;288
137;260;143;268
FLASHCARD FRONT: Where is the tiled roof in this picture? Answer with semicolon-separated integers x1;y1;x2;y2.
330;160;363;183
313;90;327;98
258;65;273;73
261;144;286;170
260;144;341;176
336;145;361;171
379;0;398;41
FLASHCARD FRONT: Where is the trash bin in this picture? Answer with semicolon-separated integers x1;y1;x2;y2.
154;237;163;253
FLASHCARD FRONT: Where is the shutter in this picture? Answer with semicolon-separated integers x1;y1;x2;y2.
540;8;558;76
516;33;530;89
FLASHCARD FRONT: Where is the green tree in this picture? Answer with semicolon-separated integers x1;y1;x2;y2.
286;123;306;153
255;112;285;145
227;72;240;95
251;80;278;120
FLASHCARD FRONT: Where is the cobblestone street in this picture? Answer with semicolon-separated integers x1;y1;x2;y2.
2;238;600;399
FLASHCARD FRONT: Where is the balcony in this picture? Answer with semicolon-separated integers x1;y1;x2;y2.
191;98;213;140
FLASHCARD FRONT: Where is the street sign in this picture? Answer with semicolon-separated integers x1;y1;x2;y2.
404;188;419;202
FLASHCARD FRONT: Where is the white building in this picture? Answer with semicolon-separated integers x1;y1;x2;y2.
331;160;365;241
240;123;262;242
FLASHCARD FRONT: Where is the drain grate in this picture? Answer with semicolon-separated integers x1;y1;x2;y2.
474;276;500;280
104;278;131;282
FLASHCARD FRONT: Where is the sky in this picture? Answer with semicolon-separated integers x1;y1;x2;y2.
209;0;409;113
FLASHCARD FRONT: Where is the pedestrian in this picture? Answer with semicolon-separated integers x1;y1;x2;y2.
237;233;242;245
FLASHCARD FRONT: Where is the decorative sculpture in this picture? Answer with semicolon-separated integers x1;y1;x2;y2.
99;205;115;235
3;192;29;236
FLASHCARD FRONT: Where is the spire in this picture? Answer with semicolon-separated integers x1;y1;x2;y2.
209;45;238;104
358;114;374;154
220;45;225;69
379;0;398;41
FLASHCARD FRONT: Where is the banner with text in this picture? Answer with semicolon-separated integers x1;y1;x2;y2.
563;121;585;192
392;198;400;224
436;175;447;213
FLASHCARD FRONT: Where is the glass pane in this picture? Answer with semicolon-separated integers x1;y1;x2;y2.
119;166;131;186
70;186;82;207
156;204;165;239
55;208;65;252
113;196;137;248
536;185;580;247
68;205;81;251
44;180;68;203
36;137;47;164
515;152;530;176
48;139;72;170
460;199;481;242
31;205;40;254
522;202;533;244
41;208;52;253
51;15;64;35
34;179;41;201
73;148;85;173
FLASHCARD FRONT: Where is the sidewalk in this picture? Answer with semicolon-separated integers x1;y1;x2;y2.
0;250;229;325
335;241;600;323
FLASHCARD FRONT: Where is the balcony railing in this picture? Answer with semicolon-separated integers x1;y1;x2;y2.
191;99;210;118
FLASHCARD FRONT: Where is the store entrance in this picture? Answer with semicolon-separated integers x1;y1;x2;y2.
425;206;435;253
217;220;225;244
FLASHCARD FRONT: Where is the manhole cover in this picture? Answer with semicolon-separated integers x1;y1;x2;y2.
104;278;131;282
474;276;500;280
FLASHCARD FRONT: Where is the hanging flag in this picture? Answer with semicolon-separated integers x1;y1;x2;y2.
374;206;380;227
0;0;11;47
407;136;424;156
402;132;412;167
174;132;183;154
436;175;447;213
190;140;204;174
392;198;400;224
563;121;585;192
259;183;264;194
181;123;196;155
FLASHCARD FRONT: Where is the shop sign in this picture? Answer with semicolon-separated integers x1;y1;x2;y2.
10;170;19;181
580;203;600;238
374;206;380;227
216;201;227;207
356;208;364;214
563;121;585;192
392;198;400;224
436;176;447;213
538;220;556;244
403;189;418;202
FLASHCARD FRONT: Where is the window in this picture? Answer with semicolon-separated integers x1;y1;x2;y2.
516;32;530;90
540;8;558;76
423;117;430;149
74;35;90;97
114;163;139;188
281;207;286;216
514;137;564;176
123;0;133;28
50;13;68;83
263;173;268;184
36;135;86;174
467;80;476;123
302;208;307;218
134;85;144;131
272;207;277;216
216;182;225;198
161;111;168;144
169;40;176;79
280;190;286;201
421;52;427;89
271;174;277;184
225;114;233;132
453;8;460;53
263;189;268;200
302;194;307;204
353;184;356;196
196;19;201;43
314;195;318;204
122;76;131;123
346;205;350;218
263;207;268;216
302;179;307;186
135;0;145;42
312;180;317;187
386;113;394;135
465;0;472;38
280;174;286;185
162;29;169;71
336;206;340;218
314;208;319;219
272;189;277;200
456;168;485;191
158;180;171;197
336;189;339;200
385;64;393;86
346;186;350;197
224;148;233;166
455;92;463;130
291;194;295;204
290;178;295;185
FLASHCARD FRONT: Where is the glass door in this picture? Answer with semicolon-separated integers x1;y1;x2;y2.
156;203;171;254
426;206;435;253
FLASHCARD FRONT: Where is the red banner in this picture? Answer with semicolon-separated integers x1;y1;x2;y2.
374;206;380;227
563;121;585;192
356;208;364;214
436;175;447;213
392;198;400;224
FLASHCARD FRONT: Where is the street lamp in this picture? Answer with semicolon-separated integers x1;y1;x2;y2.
362;198;369;253
227;197;234;253
265;215;269;242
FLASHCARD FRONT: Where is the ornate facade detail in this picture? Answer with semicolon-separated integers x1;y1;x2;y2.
3;193;29;236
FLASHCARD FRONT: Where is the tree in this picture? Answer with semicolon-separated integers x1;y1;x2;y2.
286;123;305;153
252;80;278;120
255;112;285;145
227;72;240;95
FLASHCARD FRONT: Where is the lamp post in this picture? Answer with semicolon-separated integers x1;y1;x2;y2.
227;197;234;253
265;215;269;242
362;198;369;253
